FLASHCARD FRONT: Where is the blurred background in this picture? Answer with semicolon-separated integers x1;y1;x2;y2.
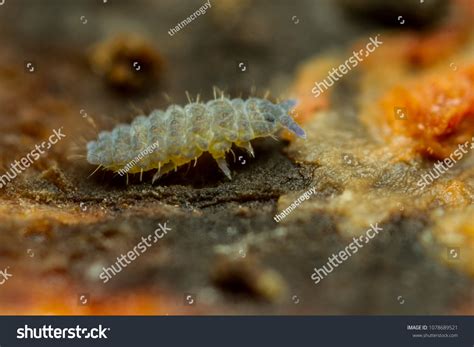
0;0;473;315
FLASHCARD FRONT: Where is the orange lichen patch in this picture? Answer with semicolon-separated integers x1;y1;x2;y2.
0;275;191;315
290;2;474;144
376;64;474;159
90;34;164;91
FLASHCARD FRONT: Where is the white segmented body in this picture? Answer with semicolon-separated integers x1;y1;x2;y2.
87;97;305;181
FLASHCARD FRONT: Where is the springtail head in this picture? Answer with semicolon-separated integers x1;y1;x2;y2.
279;99;306;139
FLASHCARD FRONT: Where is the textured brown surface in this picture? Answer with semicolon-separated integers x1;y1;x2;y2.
0;0;473;315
